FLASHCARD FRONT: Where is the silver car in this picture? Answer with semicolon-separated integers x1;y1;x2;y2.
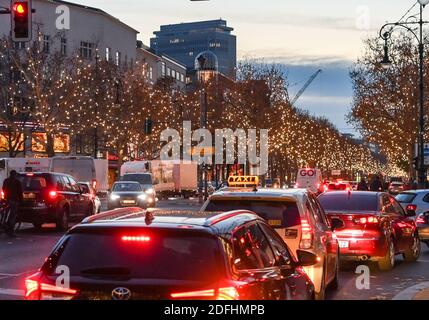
396;190;429;216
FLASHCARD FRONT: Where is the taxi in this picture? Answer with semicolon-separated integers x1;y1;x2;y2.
201;176;344;300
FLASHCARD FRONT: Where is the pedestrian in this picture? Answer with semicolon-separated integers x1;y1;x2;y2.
370;176;383;192
2;170;23;237
357;178;369;191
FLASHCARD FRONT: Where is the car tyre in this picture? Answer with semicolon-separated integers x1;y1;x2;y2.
330;253;340;290
378;240;395;271
403;234;421;262
56;207;69;232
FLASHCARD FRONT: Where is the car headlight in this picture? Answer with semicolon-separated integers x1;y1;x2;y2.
110;194;120;201
138;194;148;200
145;188;155;195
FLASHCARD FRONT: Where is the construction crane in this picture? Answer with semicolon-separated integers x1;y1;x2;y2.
290;69;322;107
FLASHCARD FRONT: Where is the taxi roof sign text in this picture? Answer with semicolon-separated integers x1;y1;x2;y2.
227;176;259;187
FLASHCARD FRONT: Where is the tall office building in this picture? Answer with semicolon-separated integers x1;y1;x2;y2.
150;19;236;78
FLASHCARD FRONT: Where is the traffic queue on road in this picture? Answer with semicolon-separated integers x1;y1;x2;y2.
22;170;426;301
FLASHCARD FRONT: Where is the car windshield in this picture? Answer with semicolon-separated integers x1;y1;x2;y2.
319;193;378;212
17;175;48;191
396;193;417;203
49;230;223;281
112;183;142;192
204;199;301;228
121;174;152;185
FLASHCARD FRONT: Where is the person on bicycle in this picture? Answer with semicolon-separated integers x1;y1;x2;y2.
2;170;23;237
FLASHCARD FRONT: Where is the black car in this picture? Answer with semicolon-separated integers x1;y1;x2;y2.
25;209;316;300
108;181;152;210
17;173;94;231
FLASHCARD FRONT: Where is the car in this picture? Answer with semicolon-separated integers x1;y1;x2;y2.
396;190;429;216
78;182;102;214
416;212;429;248
350;181;358;191
201;177;342;300
24;208;317;300
17;172;94;231
108;181;153;210
318;191;420;271
119;173;156;206
388;182;404;195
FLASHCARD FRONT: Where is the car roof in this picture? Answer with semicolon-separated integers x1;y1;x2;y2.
113;181;141;184
75;208;263;237
210;187;310;201
319;191;383;197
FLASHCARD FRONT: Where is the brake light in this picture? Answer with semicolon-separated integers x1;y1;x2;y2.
48;190;58;199
26;173;34;177
0;190;4;199
171;287;239;300
406;204;417;212
300;219;314;249
354;216;379;225
416;215;427;225
121;235;151;242
25;276;77;300
92;179;97;189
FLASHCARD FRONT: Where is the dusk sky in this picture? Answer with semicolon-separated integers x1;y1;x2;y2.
68;0;429;134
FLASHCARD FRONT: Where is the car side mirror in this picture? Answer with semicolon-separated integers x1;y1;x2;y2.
296;250;319;267
331;218;345;231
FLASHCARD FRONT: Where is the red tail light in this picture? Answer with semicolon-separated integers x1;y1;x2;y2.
354;216;379;225
406;204;417;212
416;215;427;225
300;219;314;249
171;286;239;300
48;190;58;199
25;274;77;300
92;179;97;189
0;190;4;199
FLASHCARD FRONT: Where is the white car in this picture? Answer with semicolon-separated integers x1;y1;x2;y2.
396;190;429;216
78;182;102;214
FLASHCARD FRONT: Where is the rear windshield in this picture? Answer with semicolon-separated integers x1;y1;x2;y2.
112;183;142;192
318;194;378;212
396;193;416;203
205;199;301;228
48;231;223;281
121;174;152;185
17;175;50;191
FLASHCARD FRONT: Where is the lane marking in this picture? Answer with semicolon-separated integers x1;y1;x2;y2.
392;281;429;300
0;288;24;297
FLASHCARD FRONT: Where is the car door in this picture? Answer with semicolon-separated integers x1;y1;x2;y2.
308;194;338;283
64;176;83;217
258;221;313;300
390;196;416;251
231;222;283;300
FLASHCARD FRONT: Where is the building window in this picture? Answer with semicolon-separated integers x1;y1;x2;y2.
124;54;128;66
171;70;176;79
115;51;121;66
149;67;153;80
176;72;180;81
166;67;171;77
14;41;26;50
180;74;185;83
80;41;94;59
43;35;50;53
161;62;166;77
105;47;111;61
60;37;67;55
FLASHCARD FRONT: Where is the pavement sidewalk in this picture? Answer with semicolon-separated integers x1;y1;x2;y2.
413;287;429;300
393;282;429;300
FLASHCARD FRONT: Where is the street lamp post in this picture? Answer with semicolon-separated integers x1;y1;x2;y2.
380;0;429;188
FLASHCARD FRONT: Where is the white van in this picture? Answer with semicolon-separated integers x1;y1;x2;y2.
295;168;323;193
0;158;51;187
50;156;108;193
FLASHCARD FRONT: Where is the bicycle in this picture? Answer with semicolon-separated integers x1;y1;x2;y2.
0;200;22;234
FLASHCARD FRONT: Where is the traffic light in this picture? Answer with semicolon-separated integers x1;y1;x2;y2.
11;0;32;42
144;119;153;135
413;157;419;170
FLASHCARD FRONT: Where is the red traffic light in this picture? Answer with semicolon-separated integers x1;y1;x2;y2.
13;3;27;15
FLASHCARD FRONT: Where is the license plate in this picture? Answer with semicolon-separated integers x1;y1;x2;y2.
23;193;36;199
339;241;349;249
122;200;136;205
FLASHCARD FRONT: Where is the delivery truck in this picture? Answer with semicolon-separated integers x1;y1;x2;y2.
0;158;51;187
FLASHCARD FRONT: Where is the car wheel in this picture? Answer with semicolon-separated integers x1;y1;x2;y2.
56;207;69;232
378;240;395;271
330;253;340;290
403;234;421;262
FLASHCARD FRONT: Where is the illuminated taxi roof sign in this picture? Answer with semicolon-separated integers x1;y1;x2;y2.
227;176;259;187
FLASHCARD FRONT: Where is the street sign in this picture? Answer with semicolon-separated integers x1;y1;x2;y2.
414;143;429;166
